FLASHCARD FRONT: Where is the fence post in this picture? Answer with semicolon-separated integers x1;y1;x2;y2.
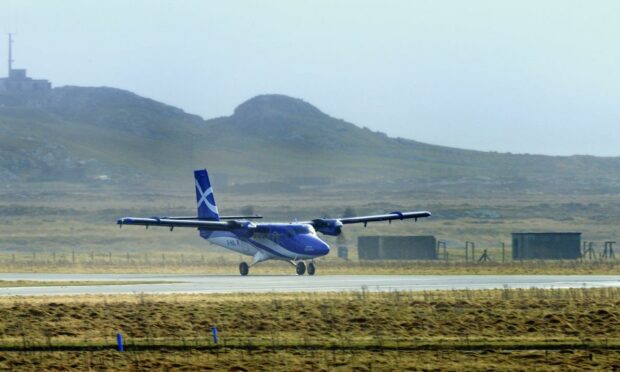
116;333;124;352
212;326;219;344
582;241;587;258
465;242;469;262
472;242;475;262
501;242;505;263
436;241;448;262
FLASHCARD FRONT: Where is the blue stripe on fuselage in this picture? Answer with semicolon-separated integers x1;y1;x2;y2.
201;230;292;259
246;238;291;259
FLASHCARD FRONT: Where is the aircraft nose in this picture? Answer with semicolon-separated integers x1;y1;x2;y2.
299;236;330;256
318;240;330;256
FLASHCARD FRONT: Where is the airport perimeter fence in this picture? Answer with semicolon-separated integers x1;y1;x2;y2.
0;242;616;271
434;240;617;263
0;251;220;269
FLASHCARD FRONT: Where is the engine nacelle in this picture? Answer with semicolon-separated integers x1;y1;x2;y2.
312;219;343;236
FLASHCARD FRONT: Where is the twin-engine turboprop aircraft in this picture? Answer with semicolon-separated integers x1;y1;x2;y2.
117;169;431;276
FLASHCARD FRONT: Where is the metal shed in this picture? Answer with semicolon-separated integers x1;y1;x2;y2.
512;232;581;260
358;236;437;260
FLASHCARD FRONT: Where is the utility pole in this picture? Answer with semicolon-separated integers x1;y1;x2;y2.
8;33;13;76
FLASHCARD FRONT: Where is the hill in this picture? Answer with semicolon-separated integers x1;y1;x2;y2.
0;87;619;195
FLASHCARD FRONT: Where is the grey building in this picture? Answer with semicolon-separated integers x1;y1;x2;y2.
512;232;581;260
0;34;51;93
358;235;437;260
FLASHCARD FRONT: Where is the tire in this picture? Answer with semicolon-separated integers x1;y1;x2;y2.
296;261;306;275
307;262;316;276
239;262;249;276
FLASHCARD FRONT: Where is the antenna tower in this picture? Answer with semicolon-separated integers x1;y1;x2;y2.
8;33;13;76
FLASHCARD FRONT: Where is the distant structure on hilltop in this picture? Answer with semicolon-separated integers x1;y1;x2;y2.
0;34;51;92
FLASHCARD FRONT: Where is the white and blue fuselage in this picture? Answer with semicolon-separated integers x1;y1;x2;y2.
201;223;330;262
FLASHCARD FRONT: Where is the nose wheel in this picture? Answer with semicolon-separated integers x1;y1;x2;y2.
307;262;316;276
239;262;249;276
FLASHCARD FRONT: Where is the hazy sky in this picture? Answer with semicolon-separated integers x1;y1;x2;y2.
2;1;619;156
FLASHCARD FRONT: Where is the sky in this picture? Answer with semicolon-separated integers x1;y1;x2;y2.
1;0;619;156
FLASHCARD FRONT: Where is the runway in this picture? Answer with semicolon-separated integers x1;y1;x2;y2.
0;273;619;296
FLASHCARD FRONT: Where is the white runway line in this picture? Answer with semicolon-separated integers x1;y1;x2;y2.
0;274;618;296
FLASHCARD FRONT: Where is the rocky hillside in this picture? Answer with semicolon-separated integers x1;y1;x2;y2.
0;88;619;195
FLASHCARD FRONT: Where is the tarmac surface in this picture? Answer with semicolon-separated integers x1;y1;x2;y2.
0;273;619;296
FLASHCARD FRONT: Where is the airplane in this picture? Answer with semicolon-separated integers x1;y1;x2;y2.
117;169;431;276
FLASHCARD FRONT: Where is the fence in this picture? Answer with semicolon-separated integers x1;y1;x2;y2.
429;240;618;263
0;240;616;270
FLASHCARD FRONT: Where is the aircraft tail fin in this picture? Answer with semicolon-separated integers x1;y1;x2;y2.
194;169;220;221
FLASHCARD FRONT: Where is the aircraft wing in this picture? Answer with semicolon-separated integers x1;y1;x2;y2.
306;210;431;236
161;215;263;220
339;211;431;225
117;217;239;230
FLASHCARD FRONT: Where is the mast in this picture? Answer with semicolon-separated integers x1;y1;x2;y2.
8;33;13;76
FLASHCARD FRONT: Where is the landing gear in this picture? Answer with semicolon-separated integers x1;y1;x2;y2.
296;261;306;275
239;262;249;276
307;262;316;276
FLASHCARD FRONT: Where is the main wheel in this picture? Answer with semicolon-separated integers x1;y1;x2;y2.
239;262;249;276
307;262;316;276
296;261;306;275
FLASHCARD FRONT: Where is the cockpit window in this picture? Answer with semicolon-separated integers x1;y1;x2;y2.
292;226;309;234
255;226;269;234
285;225;316;236
258;225;316;238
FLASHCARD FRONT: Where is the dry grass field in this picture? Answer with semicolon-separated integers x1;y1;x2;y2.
2;187;619;256
1;185;620;369
0;287;619;370
2;186;620;277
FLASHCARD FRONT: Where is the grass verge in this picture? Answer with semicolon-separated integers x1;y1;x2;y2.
0;288;619;369
0;280;174;288
1;255;620;275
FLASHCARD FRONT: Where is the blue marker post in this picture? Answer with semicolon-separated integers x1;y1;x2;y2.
211;326;219;344
116;332;124;352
